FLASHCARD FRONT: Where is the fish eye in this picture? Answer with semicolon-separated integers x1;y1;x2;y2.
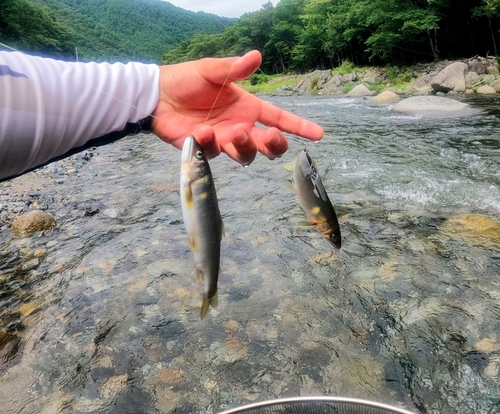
195;150;204;160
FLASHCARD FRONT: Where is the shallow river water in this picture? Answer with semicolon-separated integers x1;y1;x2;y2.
1;94;499;414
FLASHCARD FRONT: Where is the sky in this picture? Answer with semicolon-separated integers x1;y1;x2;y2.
165;0;278;18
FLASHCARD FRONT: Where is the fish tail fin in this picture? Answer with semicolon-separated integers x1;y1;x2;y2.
200;291;218;319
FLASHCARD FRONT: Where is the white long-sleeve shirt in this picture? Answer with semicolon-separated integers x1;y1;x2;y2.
0;51;160;180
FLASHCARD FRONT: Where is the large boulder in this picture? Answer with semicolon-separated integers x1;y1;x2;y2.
430;62;467;93
347;84;372;97
391;96;478;118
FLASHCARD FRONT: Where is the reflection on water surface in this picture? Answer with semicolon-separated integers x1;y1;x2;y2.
0;95;499;413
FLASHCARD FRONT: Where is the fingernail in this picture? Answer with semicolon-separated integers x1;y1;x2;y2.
236;131;249;145
269;135;280;146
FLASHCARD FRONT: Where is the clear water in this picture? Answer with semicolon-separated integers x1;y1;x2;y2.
0;95;499;414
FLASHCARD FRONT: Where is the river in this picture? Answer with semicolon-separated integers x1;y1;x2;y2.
0;94;499;414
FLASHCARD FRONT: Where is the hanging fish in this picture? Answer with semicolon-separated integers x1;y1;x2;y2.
285;149;341;249
180;136;225;319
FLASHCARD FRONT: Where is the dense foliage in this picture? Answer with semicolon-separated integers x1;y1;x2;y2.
0;0;235;62
163;0;500;72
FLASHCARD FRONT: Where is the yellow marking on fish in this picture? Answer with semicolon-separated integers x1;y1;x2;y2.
199;192;208;199
184;184;194;208
311;206;321;215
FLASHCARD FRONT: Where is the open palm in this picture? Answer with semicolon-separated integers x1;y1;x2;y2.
152;50;323;165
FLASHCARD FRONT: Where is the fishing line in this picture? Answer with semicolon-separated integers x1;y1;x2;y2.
204;73;230;123
0;41;18;51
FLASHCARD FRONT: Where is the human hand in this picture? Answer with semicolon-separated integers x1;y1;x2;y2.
152;50;324;166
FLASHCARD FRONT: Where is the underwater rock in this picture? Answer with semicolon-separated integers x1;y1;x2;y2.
441;214;500;247
11;210;56;236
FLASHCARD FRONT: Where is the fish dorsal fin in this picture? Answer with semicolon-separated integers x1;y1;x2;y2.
310;169;329;202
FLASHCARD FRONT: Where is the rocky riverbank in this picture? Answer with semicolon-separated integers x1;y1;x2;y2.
0;150;96;233
273;55;500;98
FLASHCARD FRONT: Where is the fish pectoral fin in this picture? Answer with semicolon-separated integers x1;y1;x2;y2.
220;219;225;239
298;219;314;227
200;291;218;319
285;181;295;193
195;268;204;282
188;233;196;251
284;161;294;172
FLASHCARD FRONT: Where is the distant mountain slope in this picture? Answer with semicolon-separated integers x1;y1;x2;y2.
1;0;235;62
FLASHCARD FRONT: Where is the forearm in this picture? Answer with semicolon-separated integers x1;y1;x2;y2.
0;51;159;181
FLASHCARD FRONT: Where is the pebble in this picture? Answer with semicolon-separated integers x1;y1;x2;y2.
11;210;56;236
103;209;118;218
21;258;39;271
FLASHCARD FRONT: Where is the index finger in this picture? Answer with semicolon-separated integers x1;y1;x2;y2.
258;100;324;141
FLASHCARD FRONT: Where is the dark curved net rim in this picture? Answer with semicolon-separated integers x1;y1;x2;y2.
218;396;416;414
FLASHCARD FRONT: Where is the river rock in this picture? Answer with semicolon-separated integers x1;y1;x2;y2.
11;210;56;236
468;60;487;74
486;65;499;74
272;85;301;96
347;84;372;97
391;96;477;117
441;214;500;247
430;62;467;93
371;90;399;104
490;78;500;92
465;71;480;87
364;75;378;85
404;73;434;95
476;85;496;94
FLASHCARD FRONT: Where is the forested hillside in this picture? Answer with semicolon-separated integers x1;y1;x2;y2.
164;0;500;73
0;0;235;62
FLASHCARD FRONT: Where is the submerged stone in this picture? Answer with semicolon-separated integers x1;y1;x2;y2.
441;214;500;247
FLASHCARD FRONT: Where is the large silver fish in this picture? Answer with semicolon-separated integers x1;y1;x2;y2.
285;149;341;249
180;136;224;319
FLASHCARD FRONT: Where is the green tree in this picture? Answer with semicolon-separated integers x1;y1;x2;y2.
0;0;74;57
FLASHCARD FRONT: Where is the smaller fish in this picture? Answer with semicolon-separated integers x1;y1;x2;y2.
285;149;341;248
180;136;225;319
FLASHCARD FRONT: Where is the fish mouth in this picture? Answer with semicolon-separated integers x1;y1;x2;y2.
181;135;196;163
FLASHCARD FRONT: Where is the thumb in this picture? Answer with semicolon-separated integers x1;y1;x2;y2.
229;50;262;82
195;50;262;85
